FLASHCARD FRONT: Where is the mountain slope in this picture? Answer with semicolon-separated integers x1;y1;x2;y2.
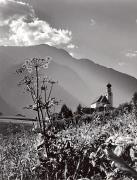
0;60;82;116
0;44;137;116
0;96;17;116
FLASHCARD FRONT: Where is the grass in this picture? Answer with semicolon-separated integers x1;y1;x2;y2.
0;108;137;179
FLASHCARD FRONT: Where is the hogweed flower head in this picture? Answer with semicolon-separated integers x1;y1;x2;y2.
25;57;52;73
17;57;52;74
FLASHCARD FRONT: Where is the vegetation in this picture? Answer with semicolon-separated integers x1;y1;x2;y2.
76;104;83;115
0;99;137;179
59;104;73;119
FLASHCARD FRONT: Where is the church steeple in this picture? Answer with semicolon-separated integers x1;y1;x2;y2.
106;83;113;107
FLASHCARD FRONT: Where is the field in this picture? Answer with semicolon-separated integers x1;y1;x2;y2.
0;103;137;180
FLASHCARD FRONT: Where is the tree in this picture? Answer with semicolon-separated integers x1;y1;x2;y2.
59;104;73;119
132;92;137;117
117;102;132;115
76;104;83;115
132;92;137;109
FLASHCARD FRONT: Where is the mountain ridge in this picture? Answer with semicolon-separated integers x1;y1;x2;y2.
0;44;137;116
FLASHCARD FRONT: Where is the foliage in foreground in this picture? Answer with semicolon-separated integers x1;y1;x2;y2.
1;107;137;179
0;128;38;180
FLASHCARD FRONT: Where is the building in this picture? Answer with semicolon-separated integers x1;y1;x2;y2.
91;83;113;111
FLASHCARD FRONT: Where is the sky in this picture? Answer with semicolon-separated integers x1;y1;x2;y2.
0;0;137;78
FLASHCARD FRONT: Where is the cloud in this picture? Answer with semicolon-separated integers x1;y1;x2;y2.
125;51;137;58
0;0;35;21
0;0;73;47
9;17;72;46
67;44;76;49
0;0;7;4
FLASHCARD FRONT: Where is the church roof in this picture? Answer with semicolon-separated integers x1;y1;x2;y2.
91;95;110;105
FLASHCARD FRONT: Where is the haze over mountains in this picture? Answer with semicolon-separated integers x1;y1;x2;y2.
0;44;137;117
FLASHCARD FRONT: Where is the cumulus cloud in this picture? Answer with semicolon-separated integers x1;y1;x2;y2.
9;17;72;46
0;0;73;47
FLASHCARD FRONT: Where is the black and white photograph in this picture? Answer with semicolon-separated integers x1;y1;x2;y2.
0;0;137;179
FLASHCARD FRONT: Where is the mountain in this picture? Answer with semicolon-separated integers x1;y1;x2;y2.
0;44;137;116
0;61;81;117
0;96;17;116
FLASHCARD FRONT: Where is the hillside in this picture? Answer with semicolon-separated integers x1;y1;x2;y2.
0;96;17;116
0;45;137;116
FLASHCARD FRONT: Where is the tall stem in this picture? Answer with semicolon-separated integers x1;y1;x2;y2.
44;83;51;120
40;107;46;135
39;106;48;157
46;107;51;120
36;66;42;132
46;83;53;122
47;83;53;101
45;86;47;103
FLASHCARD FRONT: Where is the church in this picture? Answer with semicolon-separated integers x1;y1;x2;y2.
91;83;113;111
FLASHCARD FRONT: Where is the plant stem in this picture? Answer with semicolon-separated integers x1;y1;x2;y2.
36;66;42;132
73;158;81;180
39;107;48;157
47;83;53;101
40;107;46;135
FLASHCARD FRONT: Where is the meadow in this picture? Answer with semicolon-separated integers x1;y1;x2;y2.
0;101;137;180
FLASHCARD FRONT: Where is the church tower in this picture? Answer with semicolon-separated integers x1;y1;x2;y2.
106;83;113;107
